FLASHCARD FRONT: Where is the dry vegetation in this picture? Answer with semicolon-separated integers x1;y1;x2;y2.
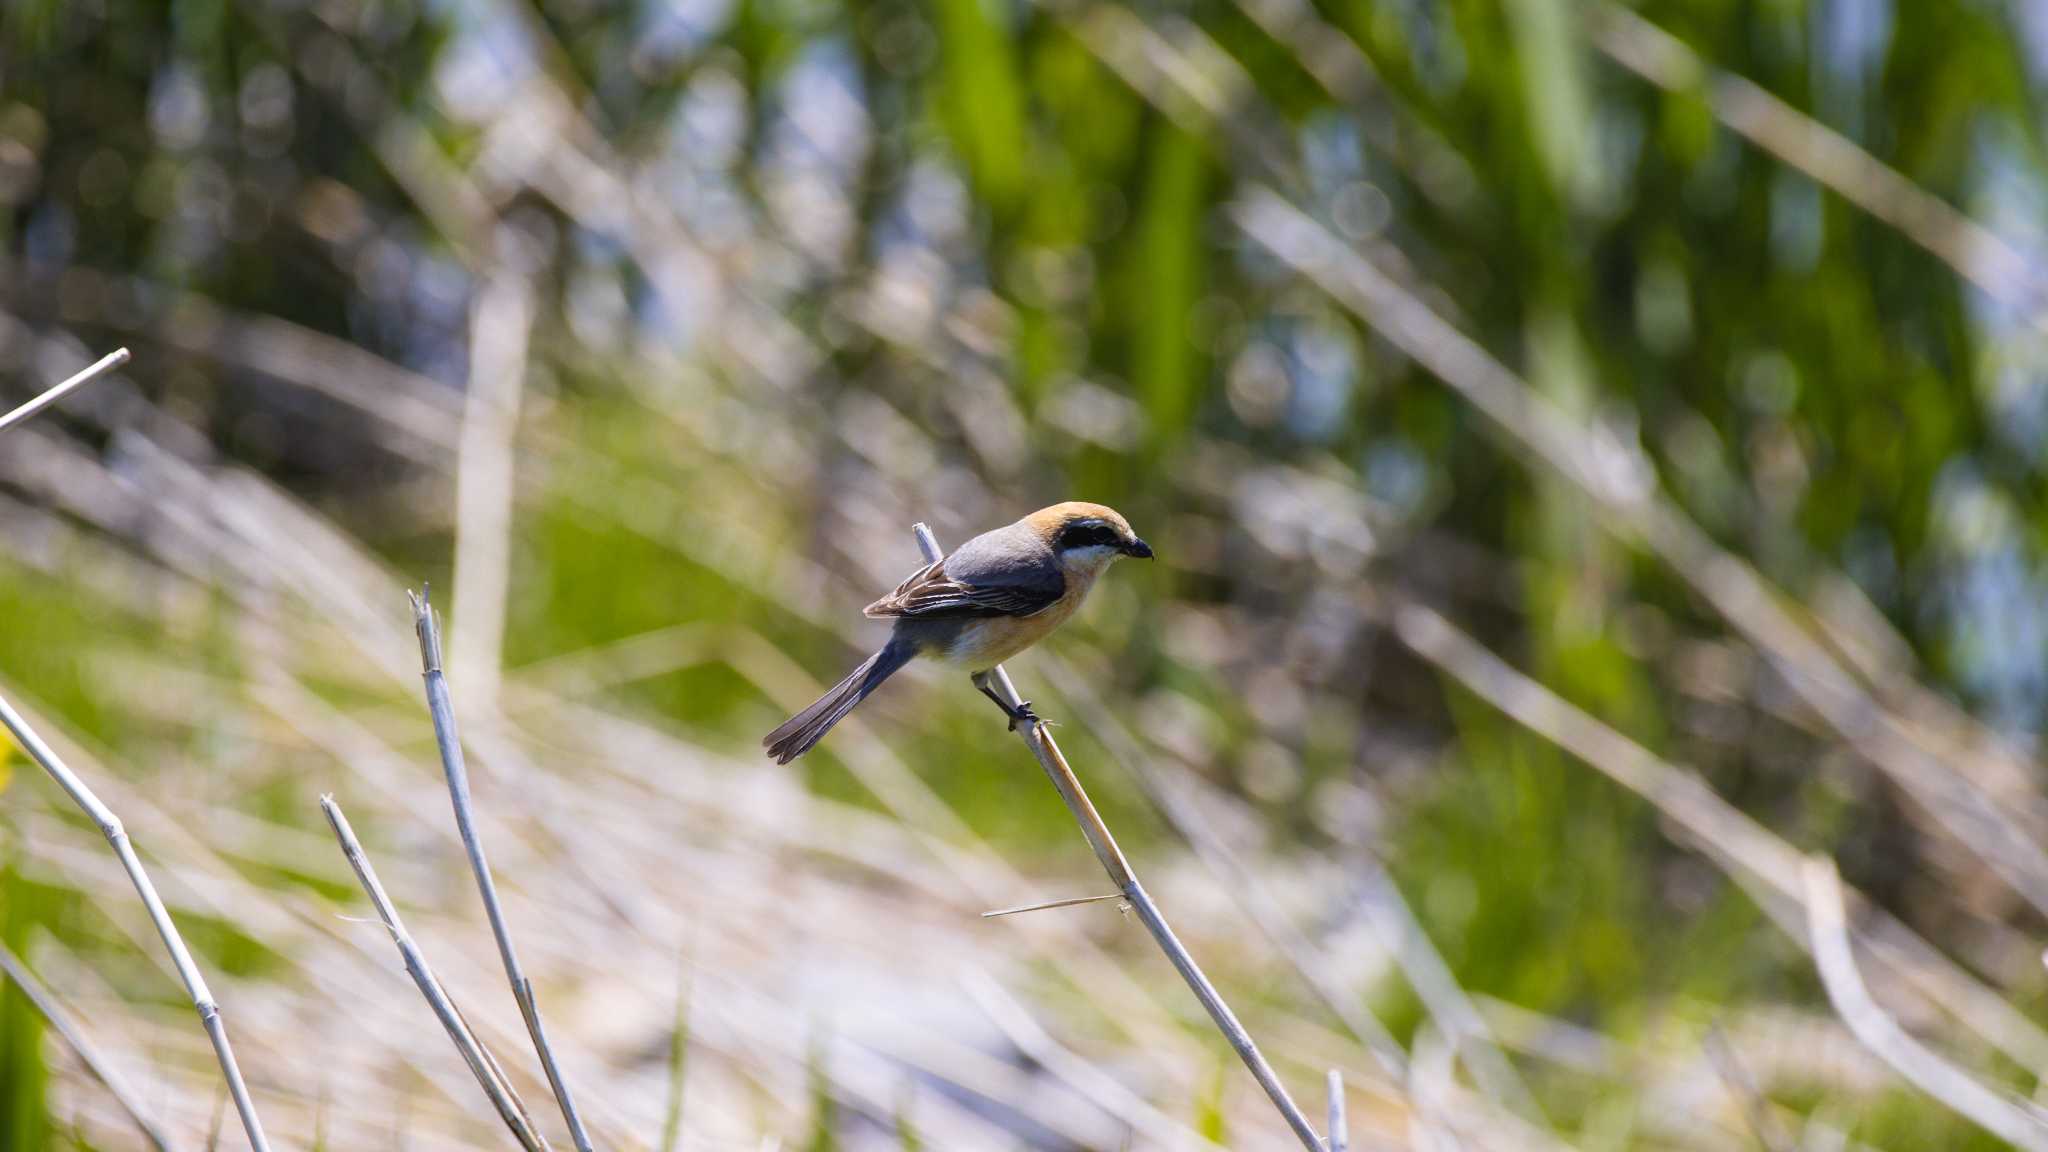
7;0;2048;1149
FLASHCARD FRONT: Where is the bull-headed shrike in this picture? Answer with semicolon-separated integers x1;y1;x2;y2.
764;502;1152;763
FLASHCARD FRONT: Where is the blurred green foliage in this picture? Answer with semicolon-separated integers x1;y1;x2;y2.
3;869;53;1152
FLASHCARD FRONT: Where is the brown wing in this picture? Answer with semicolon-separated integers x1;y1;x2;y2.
864;557;1065;619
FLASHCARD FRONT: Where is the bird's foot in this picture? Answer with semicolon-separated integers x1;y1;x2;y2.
1003;698;1040;732
974;674;1044;731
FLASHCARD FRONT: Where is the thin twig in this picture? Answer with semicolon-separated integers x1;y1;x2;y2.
1036;657;1413;1084
979;893;1122;918
721;629;1203;1060
0;348;128;435
912;522;1327;1152
320;794;553;1151
1801;856;2048;1151
0;692;272;1151
409;587;597;1151
0;939;179;1152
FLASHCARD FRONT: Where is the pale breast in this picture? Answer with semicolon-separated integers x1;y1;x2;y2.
936;590;1087;669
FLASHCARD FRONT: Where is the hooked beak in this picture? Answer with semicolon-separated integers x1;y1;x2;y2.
1123;537;1154;559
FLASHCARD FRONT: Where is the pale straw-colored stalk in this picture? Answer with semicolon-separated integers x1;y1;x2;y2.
0;693;271;1150
1325;1069;1346;1152
0;348;129;435
912;522;1329;1151
320;794;553;1151
409;589;596;1151
1803;856;2048;1150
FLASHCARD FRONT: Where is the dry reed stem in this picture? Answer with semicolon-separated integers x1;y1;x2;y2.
12;742;562;1141
320;795;554;1151
0;939;179;1152
1325;1069;1346;1152
0;348;129;435
450;266;533;711
911;521;1329;1152
1034;656;1413;1085
0;693;272;1150
719;631;1205;1063
1802;857;2048;1150
409;588;597;1151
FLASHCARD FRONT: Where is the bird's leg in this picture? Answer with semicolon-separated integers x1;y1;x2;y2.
971;671;1040;731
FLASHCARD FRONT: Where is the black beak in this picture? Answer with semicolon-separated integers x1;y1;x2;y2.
1124;537;1153;559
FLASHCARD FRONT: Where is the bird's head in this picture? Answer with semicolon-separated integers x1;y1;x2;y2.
1026;502;1153;574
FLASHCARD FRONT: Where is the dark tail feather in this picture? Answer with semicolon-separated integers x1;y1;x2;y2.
763;640;916;763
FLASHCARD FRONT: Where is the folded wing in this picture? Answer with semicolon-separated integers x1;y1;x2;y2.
865;557;1065;619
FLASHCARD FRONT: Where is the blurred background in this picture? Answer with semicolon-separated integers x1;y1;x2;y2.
6;0;2048;1147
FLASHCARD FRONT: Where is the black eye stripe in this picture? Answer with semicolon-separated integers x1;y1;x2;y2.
1058;522;1122;549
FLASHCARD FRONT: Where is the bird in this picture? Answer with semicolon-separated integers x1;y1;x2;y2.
763;502;1153;763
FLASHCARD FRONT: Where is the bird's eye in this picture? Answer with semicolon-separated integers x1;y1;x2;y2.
1058;522;1121;550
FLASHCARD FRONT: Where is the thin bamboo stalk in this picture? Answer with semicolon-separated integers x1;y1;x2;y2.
0;693;271;1151
409;589;597;1152
911;522;1328;1152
